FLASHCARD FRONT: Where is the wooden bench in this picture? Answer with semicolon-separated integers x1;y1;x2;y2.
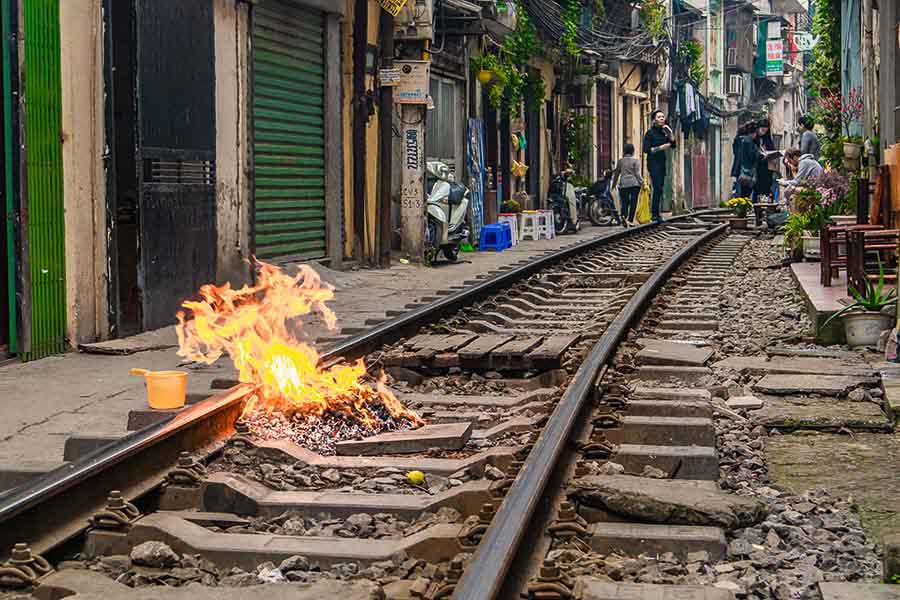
846;228;899;295
820;224;883;287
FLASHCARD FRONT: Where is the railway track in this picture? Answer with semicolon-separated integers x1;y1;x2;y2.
0;214;768;600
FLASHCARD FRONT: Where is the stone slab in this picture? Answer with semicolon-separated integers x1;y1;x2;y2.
714;356;875;377
754;394;890;432
202;473;493;519
726;396;763;411
0;460;59;493
576;579;734;600
129;513;463;569
589;522;726;561
753;374;876;397
613;444;718;480
334;422;473;456
767;432;900;543
126;408;182;431
635;340;714;367
626;400;712;419
635;366;713;383
883;382;900;423
631;387;712;402
571;475;766;531
255;440;517;477
603;416;715;447
819;583;900;600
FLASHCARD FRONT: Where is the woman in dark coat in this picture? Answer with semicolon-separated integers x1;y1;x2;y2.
734;121;761;199
642;110;676;222
754;118;776;201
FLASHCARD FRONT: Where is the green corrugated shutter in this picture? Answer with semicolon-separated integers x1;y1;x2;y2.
22;0;66;360
251;0;327;261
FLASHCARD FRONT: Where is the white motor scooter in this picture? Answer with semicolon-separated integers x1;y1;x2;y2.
425;161;471;263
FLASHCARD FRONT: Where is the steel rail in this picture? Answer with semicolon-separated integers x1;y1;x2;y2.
451;223;728;600
0;214;719;559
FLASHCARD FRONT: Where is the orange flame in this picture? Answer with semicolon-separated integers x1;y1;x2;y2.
176;262;422;429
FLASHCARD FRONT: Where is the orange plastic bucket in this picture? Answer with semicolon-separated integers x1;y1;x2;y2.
130;368;187;409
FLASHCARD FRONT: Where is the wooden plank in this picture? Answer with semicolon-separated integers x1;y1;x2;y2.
407;334;450;351
433;333;478;352
458;335;514;359
402;333;440;350
527;334;581;361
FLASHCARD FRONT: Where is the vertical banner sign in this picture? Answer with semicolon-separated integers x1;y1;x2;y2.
467;119;485;244
378;0;408;17
400;104;426;261
765;39;784;76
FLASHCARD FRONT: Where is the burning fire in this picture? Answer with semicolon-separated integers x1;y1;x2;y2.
176;262;422;430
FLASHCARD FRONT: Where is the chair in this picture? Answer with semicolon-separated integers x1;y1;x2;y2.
846;228;899;295
479;223;512;251
538;209;555;239
519;211;540;241
820;224;883;287
497;213;519;246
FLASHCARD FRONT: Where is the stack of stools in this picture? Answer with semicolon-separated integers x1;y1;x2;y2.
520;210;551;241
479;222;512;251
497;213;519;246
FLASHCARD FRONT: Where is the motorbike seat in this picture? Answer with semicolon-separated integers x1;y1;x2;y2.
448;183;466;205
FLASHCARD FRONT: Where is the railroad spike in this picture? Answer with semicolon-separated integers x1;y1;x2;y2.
0;543;53;588
547;501;589;540
427;558;464;599
525;558;574;599
88;490;141;530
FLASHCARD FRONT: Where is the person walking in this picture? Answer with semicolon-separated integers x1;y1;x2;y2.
611;142;644;227
799;115;820;160
734;121;762;199
642;110;675;222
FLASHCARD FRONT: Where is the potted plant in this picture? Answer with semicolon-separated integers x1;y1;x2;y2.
782;212;809;259
471;54;499;85
821;262;897;347
725;197;752;229
822;88;864;168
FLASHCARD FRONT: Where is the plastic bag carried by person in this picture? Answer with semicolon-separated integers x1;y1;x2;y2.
635;185;651;224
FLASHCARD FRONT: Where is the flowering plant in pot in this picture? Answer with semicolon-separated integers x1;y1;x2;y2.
821;262;897;347
820;88;864;166
725;196;753;218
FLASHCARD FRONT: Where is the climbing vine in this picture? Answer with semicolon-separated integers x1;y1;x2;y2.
561;0;582;58
678;39;706;84
805;0;843;167
639;0;666;38
470;1;545;115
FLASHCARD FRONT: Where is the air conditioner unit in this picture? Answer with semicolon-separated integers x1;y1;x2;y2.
394;0;434;41
727;74;744;96
726;47;737;66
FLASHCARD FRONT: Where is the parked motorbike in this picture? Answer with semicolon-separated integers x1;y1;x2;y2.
425;161;471;264
584;171;622;227
548;170;580;235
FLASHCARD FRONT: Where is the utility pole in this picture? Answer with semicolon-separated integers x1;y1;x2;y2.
377;11;394;267
399;99;426;262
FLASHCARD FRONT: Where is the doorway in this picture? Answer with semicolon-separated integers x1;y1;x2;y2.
108;0;140;336
105;0;217;337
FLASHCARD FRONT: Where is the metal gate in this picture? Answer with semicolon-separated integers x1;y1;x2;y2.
135;0;217;331
21;0;65;360
251;0;326;261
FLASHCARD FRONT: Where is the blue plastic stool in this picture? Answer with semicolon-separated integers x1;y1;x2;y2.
479;223;512;251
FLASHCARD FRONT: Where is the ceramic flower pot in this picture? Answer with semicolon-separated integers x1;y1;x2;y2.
801;232;820;260
728;216;747;230
477;70;494;85
842;311;893;348
843;142;863;159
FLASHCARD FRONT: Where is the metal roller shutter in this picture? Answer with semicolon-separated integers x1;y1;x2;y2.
251;0;326;261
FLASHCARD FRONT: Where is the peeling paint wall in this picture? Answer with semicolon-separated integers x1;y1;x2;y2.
60;0;106;345
214;0;251;286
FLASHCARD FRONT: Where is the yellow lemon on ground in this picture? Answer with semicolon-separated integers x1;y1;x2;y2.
406;470;426;485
